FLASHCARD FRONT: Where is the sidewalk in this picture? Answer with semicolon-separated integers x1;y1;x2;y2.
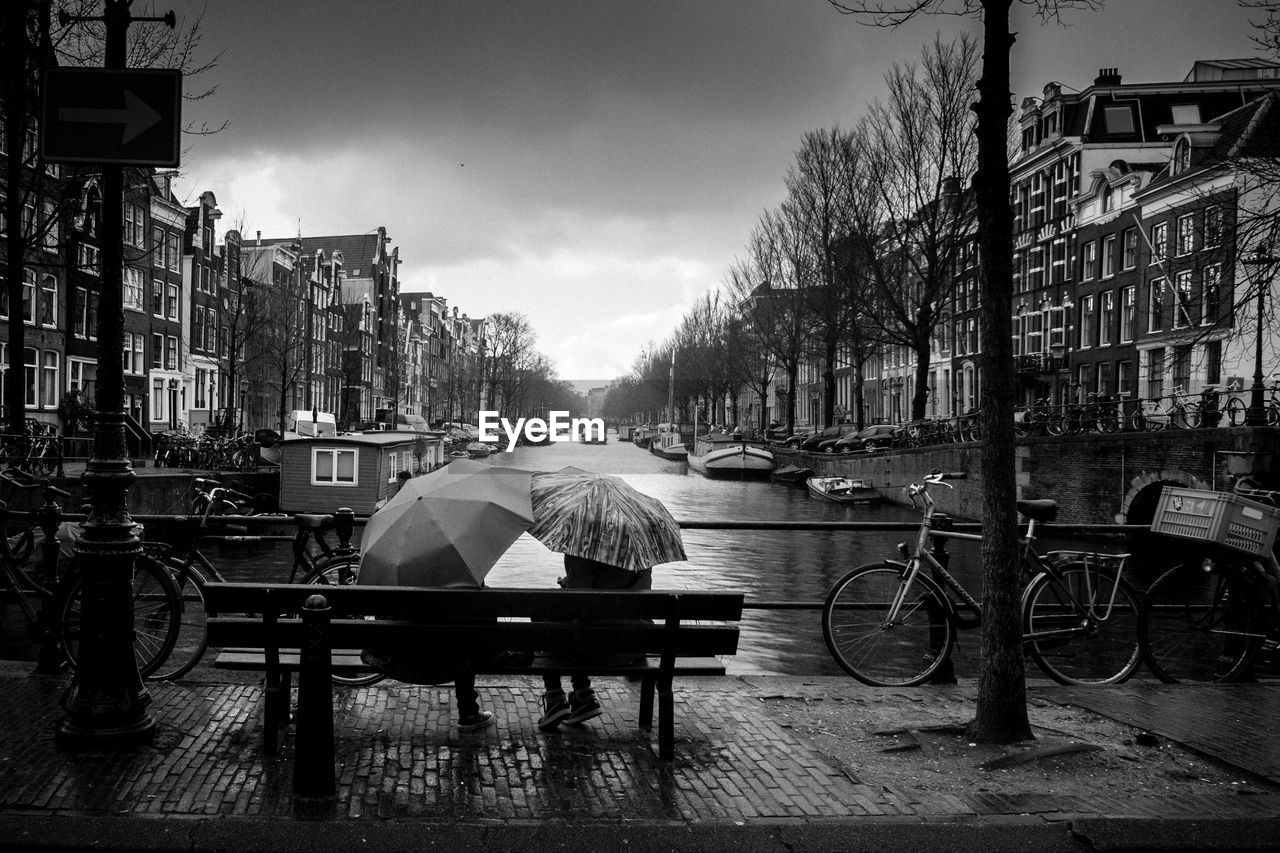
0;663;1277;851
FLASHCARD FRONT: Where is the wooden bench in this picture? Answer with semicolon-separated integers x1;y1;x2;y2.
204;582;743;784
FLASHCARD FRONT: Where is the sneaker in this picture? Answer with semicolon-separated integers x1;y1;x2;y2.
564;689;603;726
458;710;494;732
538;691;571;730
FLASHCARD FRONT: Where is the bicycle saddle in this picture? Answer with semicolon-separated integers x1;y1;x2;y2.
1016;499;1058;522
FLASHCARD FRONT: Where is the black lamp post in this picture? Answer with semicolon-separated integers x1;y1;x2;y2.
1241;246;1275;428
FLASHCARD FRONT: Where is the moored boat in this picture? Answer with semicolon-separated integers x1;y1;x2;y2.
649;429;688;461
805;476;880;504
687;433;774;478
772;464;813;485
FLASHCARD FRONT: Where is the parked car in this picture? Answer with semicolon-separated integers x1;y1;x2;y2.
800;423;860;453
832;424;900;453
780;428;815;448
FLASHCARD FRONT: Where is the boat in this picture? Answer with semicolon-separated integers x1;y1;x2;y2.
466;441;492;459
648;427;688;461
687;433;774;478
617;425;634;441
772;464;813;485
805;476;881;504
632;424;658;448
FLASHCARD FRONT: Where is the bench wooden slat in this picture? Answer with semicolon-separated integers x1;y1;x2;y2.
214;649;728;678
208;618;740;657
203;582;744;621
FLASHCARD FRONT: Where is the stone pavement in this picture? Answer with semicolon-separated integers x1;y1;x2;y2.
0;661;1277;851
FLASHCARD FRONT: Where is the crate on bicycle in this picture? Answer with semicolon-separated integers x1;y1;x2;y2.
1150;486;1280;557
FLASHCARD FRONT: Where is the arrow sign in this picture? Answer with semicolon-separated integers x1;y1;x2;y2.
41;68;182;167
58;90;163;145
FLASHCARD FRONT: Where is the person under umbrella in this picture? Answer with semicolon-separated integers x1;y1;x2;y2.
357;458;535;731
527;467;686;729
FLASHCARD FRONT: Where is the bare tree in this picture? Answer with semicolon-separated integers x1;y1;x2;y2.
829;0;1099;744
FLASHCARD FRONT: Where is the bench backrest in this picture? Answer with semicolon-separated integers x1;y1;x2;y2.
205;582;743;659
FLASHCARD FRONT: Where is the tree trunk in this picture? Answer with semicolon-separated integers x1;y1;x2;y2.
968;0;1031;745
912;340;931;421
823;337;838;425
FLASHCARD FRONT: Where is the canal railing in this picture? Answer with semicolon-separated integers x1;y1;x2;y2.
28;513;1148;614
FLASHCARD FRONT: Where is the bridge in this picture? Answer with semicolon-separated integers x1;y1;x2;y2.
779;425;1280;526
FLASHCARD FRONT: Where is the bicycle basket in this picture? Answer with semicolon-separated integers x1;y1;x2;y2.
1150;487;1280;557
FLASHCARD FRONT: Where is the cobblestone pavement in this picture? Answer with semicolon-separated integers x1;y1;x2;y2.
1;665;1279;826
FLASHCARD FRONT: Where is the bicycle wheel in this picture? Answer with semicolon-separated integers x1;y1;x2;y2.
145;556;210;681
1225;396;1247;426
1139;563;1262;683
822;562;955;686
60;554;182;678
1022;562;1142;685
301;558;384;686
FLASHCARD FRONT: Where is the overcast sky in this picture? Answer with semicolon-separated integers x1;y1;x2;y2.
168;0;1265;387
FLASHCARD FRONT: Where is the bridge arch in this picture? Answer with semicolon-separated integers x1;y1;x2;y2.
1117;467;1210;525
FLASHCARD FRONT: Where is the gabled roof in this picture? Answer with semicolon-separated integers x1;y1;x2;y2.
257;233;387;275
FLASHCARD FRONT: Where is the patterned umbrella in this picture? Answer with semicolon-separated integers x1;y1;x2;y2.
529;467;686;572
357;458;534;588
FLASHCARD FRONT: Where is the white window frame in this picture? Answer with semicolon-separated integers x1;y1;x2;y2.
1120;286;1135;342
1176;213;1195;257
1078;294;1096;349
1148;279;1165;333
1099;290;1114;347
40;350;58;408
1173;270;1193;329
312;448;358;486
1081;241;1096;281
123;267;144;311
38;274;57;328
1202;263;1222;325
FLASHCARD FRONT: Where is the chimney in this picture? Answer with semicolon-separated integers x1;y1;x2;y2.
1094;67;1122;87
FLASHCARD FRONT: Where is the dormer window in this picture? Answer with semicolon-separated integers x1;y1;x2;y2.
1170;104;1201;125
1172;136;1191;175
1103;105;1135;135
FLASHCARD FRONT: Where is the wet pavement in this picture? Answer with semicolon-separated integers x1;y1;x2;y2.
0;661;1277;851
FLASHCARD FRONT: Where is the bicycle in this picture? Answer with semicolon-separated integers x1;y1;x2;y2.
1137;483;1280;684
821;471;1143;686
0;468;181;677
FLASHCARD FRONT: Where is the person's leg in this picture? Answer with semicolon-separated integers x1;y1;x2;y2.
456;670;493;731
565;675;602;726
538;673;571;730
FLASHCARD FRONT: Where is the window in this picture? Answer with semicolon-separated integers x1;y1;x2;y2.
152;227;165;267
1050;238;1068;283
123;202;145;247
195;368;207;408
1202;263;1222;325
1117;360;1133;396
1176;213;1195;256
1151;222;1168;265
1025;310;1044;354
67;359;96;399
1027;246;1045;289
1100;291;1115;346
1079;295;1096;349
166;283;178;320
1049;306;1067;349
1171;104;1201;125
167;233;180;272
41;351;58;407
1122;228;1138;270
1146;348;1165;400
1172;346;1192;391
389;452;400;483
152;279;164;316
165;336;178;370
77;242;101;276
1081;241;1097;281
313;448;358;486
1205;340;1222;385
1173;138;1191;174
1101;234;1116;278
42;201;58;251
1204;206;1223;247
152;379;166;421
74;287;98;340
123;267;144;311
1174;270;1193;328
23;348;37;408
0;190;5;235
151;333;163;369
1096;363;1112;397
1103;105;1135;134
22;269;35;324
123;334;144;375
1078;364;1093;397
968;318;978;354
1123;284;1138;340
38;275;56;327
1148;279;1165;332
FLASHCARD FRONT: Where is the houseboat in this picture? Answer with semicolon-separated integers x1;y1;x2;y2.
648;423;688;461
278;431;442;515
686;433;774;478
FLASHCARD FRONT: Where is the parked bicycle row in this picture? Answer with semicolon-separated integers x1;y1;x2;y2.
153;430;260;471
769;385;1280;455
822;471;1280;687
